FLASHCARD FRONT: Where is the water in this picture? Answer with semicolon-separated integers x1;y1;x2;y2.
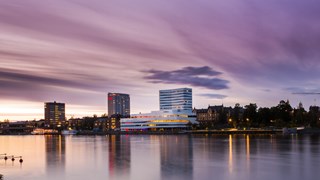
0;134;320;180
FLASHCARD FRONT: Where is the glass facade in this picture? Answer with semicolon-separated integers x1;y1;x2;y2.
159;88;192;111
108;93;130;117
120;109;197;131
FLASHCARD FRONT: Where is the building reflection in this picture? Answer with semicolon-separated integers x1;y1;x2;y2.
45;135;65;175
108;135;131;178
160;135;193;180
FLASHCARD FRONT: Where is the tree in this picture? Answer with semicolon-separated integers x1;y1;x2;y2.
231;103;243;128
243;103;258;127
101;113;108;118
293;102;307;126
308;106;320;127
275;100;293;127
257;107;271;127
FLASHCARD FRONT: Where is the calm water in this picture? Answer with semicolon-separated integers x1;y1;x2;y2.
0;134;320;180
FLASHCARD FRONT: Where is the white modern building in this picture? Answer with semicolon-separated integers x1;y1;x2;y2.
159;88;192;111
120;88;197;131
120;109;197;131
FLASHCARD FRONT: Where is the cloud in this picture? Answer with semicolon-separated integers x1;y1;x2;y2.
0;67;118;105
157;0;320;86
285;87;320;95
144;66;229;90
293;93;320;95
1;0;320;119
199;93;227;99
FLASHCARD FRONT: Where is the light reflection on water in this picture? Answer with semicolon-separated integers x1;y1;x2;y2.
0;135;320;180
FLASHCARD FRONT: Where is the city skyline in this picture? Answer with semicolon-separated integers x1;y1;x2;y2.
1;0;320;120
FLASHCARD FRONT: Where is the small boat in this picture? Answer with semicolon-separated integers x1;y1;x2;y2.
31;128;45;135
61;130;78;135
31;128;59;135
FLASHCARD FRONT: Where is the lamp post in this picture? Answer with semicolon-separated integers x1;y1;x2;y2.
228;118;233;128
246;118;250;129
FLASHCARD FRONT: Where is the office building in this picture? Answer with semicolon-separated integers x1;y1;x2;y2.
108;93;130;117
159;88;192;111
44;101;66;128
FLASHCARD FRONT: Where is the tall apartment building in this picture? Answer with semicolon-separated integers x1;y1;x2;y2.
159;88;192;111
44;101;66;128
108;93;130;117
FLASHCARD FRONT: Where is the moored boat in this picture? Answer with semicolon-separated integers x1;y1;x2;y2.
61;130;78;135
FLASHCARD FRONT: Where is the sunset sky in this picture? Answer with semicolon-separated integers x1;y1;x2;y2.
1;0;320;120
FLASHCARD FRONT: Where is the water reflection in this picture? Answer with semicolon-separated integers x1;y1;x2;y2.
160;135;193;180
228;135;233;173
1;135;320;180
108;135;131;178
45;135;65;176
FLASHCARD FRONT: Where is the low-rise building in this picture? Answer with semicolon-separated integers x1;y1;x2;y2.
0;121;35;134
120;109;197;131
107;114;121;131
94;117;108;132
195;106;223;128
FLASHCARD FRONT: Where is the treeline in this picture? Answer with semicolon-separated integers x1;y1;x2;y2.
200;100;320;129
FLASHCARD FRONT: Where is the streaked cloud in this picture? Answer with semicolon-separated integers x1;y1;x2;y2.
199;94;227;100
144;66;229;90
0;0;319;120
286;87;320;95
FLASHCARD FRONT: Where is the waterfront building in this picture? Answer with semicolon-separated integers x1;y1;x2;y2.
67;117;96;131
107;114;121;131
159;88;192;111
0;121;35;134
195;105;224;128
108;93;130;117
67;118;82;130
195;105;241;129
121;109;197;131
121;88;196;131
93;117;108;132
44;101;66;129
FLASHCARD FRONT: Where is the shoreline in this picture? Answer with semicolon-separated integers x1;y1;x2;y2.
2;128;320;136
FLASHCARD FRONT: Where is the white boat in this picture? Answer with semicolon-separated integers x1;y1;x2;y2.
31;128;45;135
31;128;59;135
61;130;78;135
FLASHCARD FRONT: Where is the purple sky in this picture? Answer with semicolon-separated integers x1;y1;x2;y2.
1;0;320;120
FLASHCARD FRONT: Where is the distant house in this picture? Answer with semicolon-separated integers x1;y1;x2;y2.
194;105;235;129
0;121;35;134
107;114;121;131
94;117;108;132
195;106;223;128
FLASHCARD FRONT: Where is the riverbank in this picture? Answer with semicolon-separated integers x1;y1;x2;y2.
76;129;282;135
2;128;320;136
60;128;320;135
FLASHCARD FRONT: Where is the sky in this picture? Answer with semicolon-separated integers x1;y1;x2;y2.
1;0;320;120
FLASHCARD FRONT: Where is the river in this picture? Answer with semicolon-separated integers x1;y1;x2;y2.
0;134;320;180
